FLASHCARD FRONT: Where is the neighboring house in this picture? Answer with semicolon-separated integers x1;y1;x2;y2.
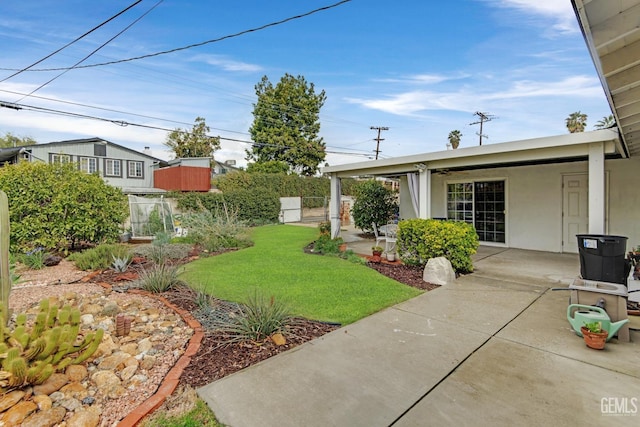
18;138;168;194
324;2;640;254
212;159;240;177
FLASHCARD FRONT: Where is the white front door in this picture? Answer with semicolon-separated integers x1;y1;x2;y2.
562;174;588;253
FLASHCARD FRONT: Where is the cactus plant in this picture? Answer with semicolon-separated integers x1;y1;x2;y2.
0;189;104;392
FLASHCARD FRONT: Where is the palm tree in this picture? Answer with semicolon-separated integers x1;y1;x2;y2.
594;114;615;129
566;111;588;133
448;130;462;149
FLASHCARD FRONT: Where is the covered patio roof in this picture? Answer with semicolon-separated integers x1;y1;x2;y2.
572;0;640;158
322;129;620;177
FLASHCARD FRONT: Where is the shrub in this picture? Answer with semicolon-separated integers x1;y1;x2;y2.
313;234;343;254
136;264;184;293
0;162;128;252
179;205;252;252
132;243;193;264
351;180;397;232
213;293;292;342
19;247;48;270
68;244;131;271
398;218;479;273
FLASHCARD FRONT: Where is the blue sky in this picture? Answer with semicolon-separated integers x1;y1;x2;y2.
0;0;611;166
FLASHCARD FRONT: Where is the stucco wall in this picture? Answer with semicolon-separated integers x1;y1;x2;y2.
428;157;640;253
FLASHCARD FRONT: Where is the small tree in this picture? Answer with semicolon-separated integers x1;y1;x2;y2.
0;132;36;148
351;180;397;232
165;116;220;158
246;160;290;174
566;111;588;133
594;114;615;129
447;130;462;149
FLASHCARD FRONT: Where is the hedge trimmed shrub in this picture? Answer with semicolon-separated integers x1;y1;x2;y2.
173;189;279;225
398;218;479;273
0;162;128;252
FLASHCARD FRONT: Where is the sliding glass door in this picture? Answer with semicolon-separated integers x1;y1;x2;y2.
447;180;505;244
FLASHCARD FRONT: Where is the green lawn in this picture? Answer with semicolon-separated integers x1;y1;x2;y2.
180;224;421;324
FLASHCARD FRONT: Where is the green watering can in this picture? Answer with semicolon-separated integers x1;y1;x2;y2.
567;304;629;342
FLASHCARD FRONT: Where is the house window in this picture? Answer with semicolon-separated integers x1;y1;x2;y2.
79;157;98;174
447;180;506;243
104;159;121;177
50;154;71;164
127;161;143;178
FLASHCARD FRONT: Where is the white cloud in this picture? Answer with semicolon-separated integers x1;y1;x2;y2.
345;76;603;117
190;54;263;72
483;0;578;34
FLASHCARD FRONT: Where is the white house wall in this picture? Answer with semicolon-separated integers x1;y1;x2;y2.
428;157;640;253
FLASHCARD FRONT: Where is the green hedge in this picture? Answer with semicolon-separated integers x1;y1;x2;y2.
213;172;358;207
398;218;479;273
172;190;280;225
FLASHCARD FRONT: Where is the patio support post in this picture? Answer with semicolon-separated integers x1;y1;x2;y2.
419;167;430;219
588;142;606;234
329;173;342;239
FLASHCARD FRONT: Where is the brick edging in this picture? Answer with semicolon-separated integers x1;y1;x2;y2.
115;288;204;427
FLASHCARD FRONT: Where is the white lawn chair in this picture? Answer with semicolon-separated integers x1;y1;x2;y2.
372;222;386;248
383;223;398;255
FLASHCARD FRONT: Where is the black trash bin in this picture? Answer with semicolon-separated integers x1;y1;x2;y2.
576;234;628;284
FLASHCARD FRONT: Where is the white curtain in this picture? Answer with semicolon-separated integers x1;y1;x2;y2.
407;173;419;217
331;176;342;239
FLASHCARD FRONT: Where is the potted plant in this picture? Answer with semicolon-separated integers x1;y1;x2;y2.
386;251;396;262
581;321;608;350
371;246;383;263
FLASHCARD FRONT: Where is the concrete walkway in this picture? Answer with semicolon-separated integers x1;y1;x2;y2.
198;245;640;426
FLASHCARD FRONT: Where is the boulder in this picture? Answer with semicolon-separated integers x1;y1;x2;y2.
422;257;456;286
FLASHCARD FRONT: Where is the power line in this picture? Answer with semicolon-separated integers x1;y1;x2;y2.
15;1;163;103
0;99;373;158
370;126;389;160
2;0;352;73
0;0;142;83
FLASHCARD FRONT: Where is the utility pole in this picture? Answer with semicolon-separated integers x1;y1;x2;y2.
469;112;496;146
370;126;389;159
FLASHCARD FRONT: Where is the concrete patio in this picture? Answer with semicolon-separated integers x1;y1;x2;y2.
198;229;640;426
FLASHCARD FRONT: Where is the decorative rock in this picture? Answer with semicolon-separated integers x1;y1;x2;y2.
66;365;88;382
60;382;89;400
0;390;26;412
137;337;153;354
95;335;118;357
82;396;96;405
33;373;69;395
49;391;64;402
21;406;66;427
271;333;287;346
120;364;138;381
67;406;101;427
1;400;37;425
140;354;157;370
32;394;52;411
98;352;130;370
422;256;456;286
83;303;103;315
80;313;94;325
91;370;124;398
59;397;82;411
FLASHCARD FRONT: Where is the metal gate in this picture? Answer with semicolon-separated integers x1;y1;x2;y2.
301;196;328;223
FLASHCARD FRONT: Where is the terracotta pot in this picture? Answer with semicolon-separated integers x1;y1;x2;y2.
580;326;608;350
339;243;347;252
